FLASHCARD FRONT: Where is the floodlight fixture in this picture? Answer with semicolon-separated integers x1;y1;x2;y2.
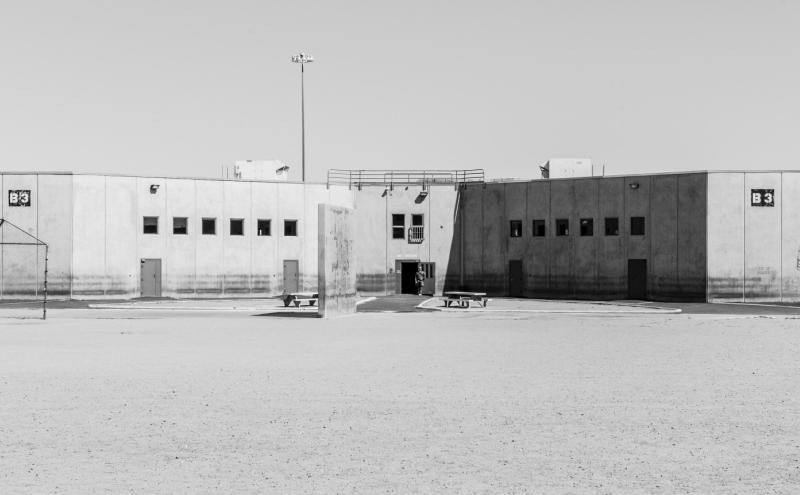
291;53;314;64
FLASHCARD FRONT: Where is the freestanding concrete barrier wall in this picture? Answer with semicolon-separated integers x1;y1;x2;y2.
318;204;357;317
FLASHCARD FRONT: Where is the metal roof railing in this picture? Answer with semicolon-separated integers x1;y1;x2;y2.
327;169;484;189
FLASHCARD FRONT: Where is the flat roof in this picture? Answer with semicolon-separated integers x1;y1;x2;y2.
3;169;800;184
0;171;330;185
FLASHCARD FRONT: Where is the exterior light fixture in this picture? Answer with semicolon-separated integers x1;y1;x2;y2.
149;184;160;193
629;182;639;190
291;52;314;182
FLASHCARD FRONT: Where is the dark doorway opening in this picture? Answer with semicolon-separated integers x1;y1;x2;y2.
400;262;418;294
509;259;523;297
627;259;647;299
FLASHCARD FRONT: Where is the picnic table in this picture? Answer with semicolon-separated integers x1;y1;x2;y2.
442;291;488;308
283;292;319;307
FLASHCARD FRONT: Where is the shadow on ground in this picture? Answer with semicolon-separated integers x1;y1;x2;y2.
255;312;321;318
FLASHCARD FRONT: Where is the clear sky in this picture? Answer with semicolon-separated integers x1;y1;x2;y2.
1;0;799;182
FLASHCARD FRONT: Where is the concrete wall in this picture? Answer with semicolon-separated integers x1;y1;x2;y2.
0;173;73;298
318;204;357;317
453;173;708;300
0;173;355;300
707;172;800;302
6;176;338;301
352;185;459;296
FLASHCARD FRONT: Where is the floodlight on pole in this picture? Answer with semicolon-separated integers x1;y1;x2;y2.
291;52;314;182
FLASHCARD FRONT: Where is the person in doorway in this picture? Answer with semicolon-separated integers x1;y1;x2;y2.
415;264;426;296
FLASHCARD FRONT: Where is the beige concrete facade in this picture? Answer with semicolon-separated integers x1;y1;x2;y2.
0;173;353;299
3;170;800;302
707;171;800;302
352;185;459;296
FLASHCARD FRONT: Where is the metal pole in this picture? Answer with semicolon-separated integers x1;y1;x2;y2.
301;63;305;182
43;244;48;320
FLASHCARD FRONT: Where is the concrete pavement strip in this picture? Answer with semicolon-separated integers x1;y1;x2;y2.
417;298;682;314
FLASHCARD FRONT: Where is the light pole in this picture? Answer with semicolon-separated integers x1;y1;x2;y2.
291;52;314;182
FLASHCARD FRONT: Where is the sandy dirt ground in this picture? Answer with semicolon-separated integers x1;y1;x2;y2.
1;308;799;494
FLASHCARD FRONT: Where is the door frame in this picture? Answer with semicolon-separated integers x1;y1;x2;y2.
394;258;420;295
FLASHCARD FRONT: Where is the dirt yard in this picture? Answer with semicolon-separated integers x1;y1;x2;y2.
1;309;799;493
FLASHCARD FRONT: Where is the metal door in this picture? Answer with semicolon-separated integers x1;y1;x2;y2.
283;259;299;293
627;259;647;299
140;259;162;297
420;262;435;296
509;259;523;297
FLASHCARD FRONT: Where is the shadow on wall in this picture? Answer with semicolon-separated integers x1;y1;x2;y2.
441;176;709;302
443;188;465;294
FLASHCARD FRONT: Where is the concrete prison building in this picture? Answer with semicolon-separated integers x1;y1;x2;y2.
0;169;798;302
0;172;352;298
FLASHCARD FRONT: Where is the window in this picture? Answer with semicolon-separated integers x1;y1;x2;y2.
631;216;645;236
532;219;546;237
230;218;244;236
257;219;271;236
555;219;569;236
409;214;424;243
173;217;188;235
579;218;593;236
510;220;522;237
143;216;158;234
284;220;298;236
202;218;216;235
605;217;619;236
392;214;405;239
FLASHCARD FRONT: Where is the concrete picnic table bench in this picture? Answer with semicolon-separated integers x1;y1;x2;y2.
442;291;488;308
282;292;319;307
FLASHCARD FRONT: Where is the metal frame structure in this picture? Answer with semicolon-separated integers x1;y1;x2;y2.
327;169;485;190
0;218;49;319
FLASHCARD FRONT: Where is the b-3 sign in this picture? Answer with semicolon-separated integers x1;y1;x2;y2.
8;190;31;207
751;189;774;207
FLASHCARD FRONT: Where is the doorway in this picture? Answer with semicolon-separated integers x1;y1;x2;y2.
140;259;162;297
627;259;647;299
399;261;418;294
396;261;435;295
283;259;299;293
509;259;523;297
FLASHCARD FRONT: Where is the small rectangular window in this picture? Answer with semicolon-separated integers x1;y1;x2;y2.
411;214;423;226
532;220;546;237
605;217;619;236
510;220;522;237
172;217;188;235
556;219;569;236
284;220;298;236
257;219;271;236
202;218;216;235
392;214;405;239
579;218;593;236
631;216;645;236
143;216;158;234
230;218;244;236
